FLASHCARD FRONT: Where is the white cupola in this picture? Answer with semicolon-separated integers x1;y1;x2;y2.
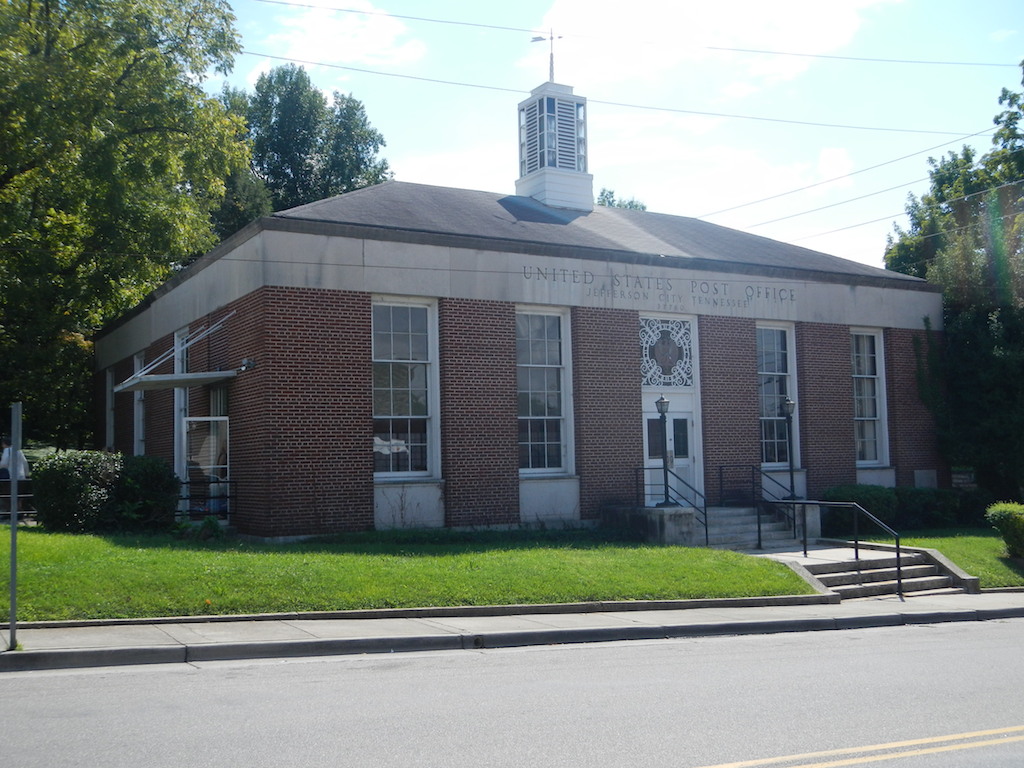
515;81;594;211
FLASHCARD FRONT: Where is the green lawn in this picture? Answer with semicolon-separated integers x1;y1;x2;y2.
0;528;813;622
870;527;1024;589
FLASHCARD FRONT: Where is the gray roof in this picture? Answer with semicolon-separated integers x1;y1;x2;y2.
272;180;929;290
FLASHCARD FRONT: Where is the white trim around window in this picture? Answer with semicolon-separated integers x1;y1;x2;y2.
756;323;798;468
851;328;889;466
516;306;574;476
372;297;441;480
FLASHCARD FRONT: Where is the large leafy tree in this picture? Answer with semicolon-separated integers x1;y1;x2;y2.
0;0;249;446
245;64;391;213
887;65;1024;498
211;86;273;240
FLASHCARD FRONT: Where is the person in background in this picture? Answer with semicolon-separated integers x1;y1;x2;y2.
0;435;30;480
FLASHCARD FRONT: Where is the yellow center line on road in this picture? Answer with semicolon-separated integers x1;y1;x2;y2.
691;725;1024;768
784;735;1024;768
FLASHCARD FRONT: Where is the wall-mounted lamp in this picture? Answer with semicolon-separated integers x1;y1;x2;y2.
237;358;256;373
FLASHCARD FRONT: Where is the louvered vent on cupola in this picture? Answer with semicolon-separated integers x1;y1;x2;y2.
515;82;594;211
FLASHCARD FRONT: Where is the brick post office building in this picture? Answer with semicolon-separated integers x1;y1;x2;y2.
94;81;944;539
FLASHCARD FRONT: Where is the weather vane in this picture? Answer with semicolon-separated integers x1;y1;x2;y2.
531;29;562;82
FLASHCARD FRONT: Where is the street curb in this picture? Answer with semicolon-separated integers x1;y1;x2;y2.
5;606;1024;672
0;593;835;631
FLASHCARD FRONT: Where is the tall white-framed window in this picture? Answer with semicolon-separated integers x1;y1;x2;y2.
372;299;438;476
516;308;572;474
852;330;887;465
133;352;146;456
757;325;796;466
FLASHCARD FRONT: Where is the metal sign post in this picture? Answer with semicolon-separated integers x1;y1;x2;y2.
7;402;21;651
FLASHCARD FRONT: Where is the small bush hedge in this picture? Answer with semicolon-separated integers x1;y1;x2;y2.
820;485;896;536
32;451;179;533
893;487;959;529
33;451;122;532
821;484;996;535
107;455;181;532
986;502;1024;559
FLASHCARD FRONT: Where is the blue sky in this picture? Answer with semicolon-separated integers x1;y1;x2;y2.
209;0;1023;268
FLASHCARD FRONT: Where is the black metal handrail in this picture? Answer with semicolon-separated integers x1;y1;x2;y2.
0;479;34;518
633;467;709;545
758;469;793;502
181;479;236;522
758;470;800;541
716;464;757;506
798;500;903;597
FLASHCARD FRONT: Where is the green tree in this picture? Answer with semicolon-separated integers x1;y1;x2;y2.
0;0;249;446
597;187;647;211
248;64;327;212
211;86;272;240
888;65;1024;498
247;64;391;212
321;93;392;196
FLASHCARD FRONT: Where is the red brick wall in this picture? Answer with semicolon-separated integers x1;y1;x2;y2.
698;316;759;504
572;307;644;519
109;357;135;452
107;287;377;537
142;333;176;466
244;287;374;536
439;299;519;526
215;290;273;536
796;323;857;497
885;328;945;486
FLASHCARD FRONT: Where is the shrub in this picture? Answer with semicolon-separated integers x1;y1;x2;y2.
954;487;996;527
33;451;123;532
33;451;180;533
105;455;180;532
893;487;960;529
986;502;1024;559
821;485;897;536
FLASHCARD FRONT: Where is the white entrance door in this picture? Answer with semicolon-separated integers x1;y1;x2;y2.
644;412;696;507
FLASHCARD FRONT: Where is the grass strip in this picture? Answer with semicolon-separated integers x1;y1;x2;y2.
0;528;813;622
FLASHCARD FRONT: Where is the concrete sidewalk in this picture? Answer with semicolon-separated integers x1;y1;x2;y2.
3;546;1024;672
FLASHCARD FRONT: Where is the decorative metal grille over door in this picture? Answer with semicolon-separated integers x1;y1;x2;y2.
640;318;693;387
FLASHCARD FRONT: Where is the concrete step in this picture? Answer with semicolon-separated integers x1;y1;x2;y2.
815;564;939;587
832;575;956;599
710;520;793;535
804;553;927;575
799;550;968;599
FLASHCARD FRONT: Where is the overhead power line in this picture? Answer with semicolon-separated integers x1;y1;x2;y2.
697;129;996;218
795;178;1024;243
743;146;1024;230
243;50;974;136
248;0;1019;68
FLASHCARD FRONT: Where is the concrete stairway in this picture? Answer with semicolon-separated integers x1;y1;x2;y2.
804;551;966;599
706;506;801;549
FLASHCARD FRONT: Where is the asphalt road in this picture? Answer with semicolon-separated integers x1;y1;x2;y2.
1;619;1022;767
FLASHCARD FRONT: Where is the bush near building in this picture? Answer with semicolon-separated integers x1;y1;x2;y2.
32;451;179;533
821;484;994;536
986;502;1024;559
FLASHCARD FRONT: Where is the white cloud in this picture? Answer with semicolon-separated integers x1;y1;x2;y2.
516;0;897;98
257;1;427;84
